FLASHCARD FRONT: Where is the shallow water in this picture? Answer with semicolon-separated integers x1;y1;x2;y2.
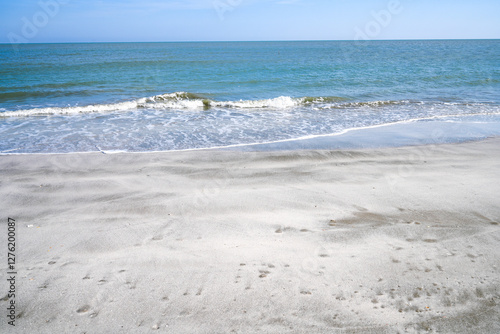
1;40;499;153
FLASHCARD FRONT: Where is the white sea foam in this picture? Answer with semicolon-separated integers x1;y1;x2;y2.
213;96;299;109
0;100;140;117
2;92;500;155
0;92;199;117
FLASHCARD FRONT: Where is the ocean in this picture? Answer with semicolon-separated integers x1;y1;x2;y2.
1;40;499;153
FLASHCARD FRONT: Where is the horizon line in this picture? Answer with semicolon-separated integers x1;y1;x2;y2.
1;38;499;45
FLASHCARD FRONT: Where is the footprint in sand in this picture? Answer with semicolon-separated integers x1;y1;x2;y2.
259;270;270;278
76;305;90;314
275;226;296;234
125;280;137;289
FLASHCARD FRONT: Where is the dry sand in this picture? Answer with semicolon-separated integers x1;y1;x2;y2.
1;138;499;333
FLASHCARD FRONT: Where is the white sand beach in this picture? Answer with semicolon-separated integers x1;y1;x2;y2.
1;138;499;333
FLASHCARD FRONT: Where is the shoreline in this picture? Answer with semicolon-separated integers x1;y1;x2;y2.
2;115;500;155
1;138;499;333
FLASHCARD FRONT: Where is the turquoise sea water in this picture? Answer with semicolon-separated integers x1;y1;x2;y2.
1;40;499;153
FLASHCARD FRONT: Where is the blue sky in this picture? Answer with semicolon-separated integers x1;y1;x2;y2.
1;0;499;43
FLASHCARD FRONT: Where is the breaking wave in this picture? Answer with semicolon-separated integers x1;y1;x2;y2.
0;92;350;117
1;91;498;118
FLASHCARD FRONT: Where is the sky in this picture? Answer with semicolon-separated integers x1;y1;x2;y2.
0;0;499;43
